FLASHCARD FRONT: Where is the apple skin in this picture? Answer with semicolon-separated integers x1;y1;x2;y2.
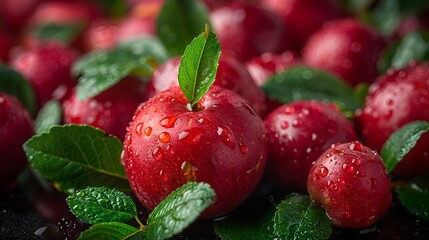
123;85;268;218
357;62;429;177
0;93;34;190
63;77;149;141
148;54;266;116
303;19;385;86
11;43;78;109
210;3;286;61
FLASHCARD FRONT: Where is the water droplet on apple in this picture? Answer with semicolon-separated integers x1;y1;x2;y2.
239;142;248;154
158;132;171;143
135;123;144;136
160;115;177;128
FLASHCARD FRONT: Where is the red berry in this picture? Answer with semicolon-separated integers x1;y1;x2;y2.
261;0;343;50
264;101;357;192
81;19;118;52
115;17;156;45
210;3;286;61
123;85;267;218
357;62;429;176
0;30;14;62
0;93;34;190
148;54;266;116
0;0;41;31
63;77;149;141
303;19;385;86
307;141;392;229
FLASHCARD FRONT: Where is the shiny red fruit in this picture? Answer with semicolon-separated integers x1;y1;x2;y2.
264;101;357;192
307;141;391;229
148;54;266;116
0;93;34;190
210;3;286;61
123;85;267;218
303;19;385;86
357;62;429;177
11;43;78;109
63;77;149;141
81;19;118;52
261;0;343;50
115;17;156;44
0;31;14;62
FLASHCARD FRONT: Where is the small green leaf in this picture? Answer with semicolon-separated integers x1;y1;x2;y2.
381;121;429;173
399;174;429;221
78;222;141;240
371;0;402;35
274;194;332;240
31;23;83;45
262;66;361;112
73;37;168;100
144;182;215;240
67;186;137;224
178;25;221;108
157;0;211;56
23;125;130;194
214;197;277;240
0;64;36;116
34;100;62;134
354;83;369;106
379;31;429;73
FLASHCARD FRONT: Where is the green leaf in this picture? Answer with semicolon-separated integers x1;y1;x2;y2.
31;23;83;45
354;83;369;106
379;31;429;73
274;194;332;240
23;125;130;194
178;25;221;108
73;37;168;100
381;121;429;173
262;66;361;112
399;174;429;221
78;222;141;240
371;0;402;35
34;100;62;134
144;182;215;240
0;64;36;116
67;186;137;224
156;0;211;56
214;197;277;240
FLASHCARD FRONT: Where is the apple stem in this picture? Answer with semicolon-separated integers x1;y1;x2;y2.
135;216;146;231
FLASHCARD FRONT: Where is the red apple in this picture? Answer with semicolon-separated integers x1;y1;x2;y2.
123;85;268;218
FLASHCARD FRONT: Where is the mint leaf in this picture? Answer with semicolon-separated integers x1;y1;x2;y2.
381;121;429;173
262;66;360;112
144;182;215;240
178;25;221;108
67;186;137;224
73;37;168;100
379;31;429;73
23;125;130;194
31;23;83;45
214;197;277;240
274;194;332;240
157;0;211;56
78;222;141;240
399;174;429;221
34;100;62;134
0;64;36;116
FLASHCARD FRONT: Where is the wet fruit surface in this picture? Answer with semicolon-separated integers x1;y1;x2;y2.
264;100;357;192
357;62;429;177
123;85;267;218
307;142;392;229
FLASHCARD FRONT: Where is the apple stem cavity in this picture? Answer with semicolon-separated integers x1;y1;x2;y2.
178;23;221;111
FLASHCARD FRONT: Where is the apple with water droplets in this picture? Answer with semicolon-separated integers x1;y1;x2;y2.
123;84;267;218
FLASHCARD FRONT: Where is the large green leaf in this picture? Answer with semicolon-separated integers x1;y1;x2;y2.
78;222;141;240
144;182;215;240
23;125;130;194
262;66;361;112
399;174;429;221
156;0;211;56
274;194;332;240
73;37;168;100
0;64;36;115
67;187;137;224
178;25;221;108
381;121;429;173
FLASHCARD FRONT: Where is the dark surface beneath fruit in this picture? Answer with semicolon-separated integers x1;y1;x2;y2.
1;169;428;240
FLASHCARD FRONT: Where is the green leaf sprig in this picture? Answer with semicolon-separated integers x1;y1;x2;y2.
68;183;215;240
178;24;221;110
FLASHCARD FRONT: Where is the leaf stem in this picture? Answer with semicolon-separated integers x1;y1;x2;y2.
135;216;146;231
